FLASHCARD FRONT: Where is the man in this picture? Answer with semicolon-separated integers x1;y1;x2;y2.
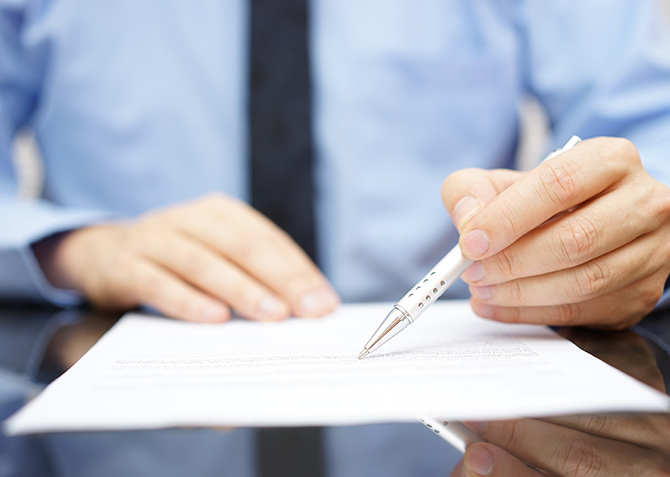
2;0;670;475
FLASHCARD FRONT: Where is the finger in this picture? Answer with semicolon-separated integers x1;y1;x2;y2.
468;234;665;308
462;443;543;477
143;232;291;322
462;179;666;286
473;419;657;477
542;414;670;456
182;194;339;317
470;270;665;329
442;169;524;231
130;259;230;323
459;138;638;260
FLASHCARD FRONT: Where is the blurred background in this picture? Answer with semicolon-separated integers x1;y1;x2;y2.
11;0;670;201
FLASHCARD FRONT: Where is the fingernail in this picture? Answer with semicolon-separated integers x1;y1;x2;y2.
465;446;494;476
257;296;288;321
463;421;488;435
471;285;493;300
453;196;480;229
299;289;338;317
200;303;227;322
462;261;485;283
462;229;489;258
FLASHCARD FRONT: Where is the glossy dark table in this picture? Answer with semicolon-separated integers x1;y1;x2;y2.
1;303;669;477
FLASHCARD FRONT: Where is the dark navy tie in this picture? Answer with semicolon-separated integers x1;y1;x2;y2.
250;0;324;476
250;0;317;262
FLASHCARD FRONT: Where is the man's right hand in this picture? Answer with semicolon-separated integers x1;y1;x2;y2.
34;193;340;323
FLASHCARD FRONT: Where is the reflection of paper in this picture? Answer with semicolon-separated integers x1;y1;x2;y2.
5;301;669;435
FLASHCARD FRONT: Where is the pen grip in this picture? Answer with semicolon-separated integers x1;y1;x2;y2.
397;245;473;322
397;136;582;323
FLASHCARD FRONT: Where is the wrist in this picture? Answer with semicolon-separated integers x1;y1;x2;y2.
32;226;115;291
32;231;76;289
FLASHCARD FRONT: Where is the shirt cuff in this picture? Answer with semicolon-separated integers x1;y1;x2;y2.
0;200;120;306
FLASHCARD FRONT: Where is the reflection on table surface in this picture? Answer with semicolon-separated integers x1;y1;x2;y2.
0;304;669;477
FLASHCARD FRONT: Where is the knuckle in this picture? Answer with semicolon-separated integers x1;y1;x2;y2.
494;306;522;323
508;279;524;305
441;172;460;195
550;303;582;327
557;434;606;477
128;223;167;252
492;247;521;281
281;270;322;299
168;204;197;225
555;216;599;265
242;236;272;263
495;420;525;450
539;161;579;207
493;200;523;238
224;227;256;261
169;295;199;321
608;137;640;168
140;275;200;321
144;203;186;227
443;168;479;189
580;414;611;435
226;275;254;302
180;249;209;279
649;185;670;225
572;262;608;301
594;137;640;177
217;281;248;312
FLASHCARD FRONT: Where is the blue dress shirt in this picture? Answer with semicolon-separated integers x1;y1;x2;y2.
3;0;670;476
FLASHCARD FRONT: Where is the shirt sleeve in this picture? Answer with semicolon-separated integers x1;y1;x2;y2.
0;0;114;306
517;0;670;182
516;0;670;309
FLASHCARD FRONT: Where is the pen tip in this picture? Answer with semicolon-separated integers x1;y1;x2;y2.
357;349;369;360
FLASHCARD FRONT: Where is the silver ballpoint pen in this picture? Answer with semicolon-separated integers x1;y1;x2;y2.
358;136;582;359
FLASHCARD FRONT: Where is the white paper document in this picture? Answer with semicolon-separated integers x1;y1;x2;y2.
5;301;669;435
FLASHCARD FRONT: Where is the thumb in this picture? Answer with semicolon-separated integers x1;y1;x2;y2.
462;443;543;477
442;168;524;232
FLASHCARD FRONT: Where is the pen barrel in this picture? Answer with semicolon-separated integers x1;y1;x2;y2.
417;416;484;454
397;245;473;323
